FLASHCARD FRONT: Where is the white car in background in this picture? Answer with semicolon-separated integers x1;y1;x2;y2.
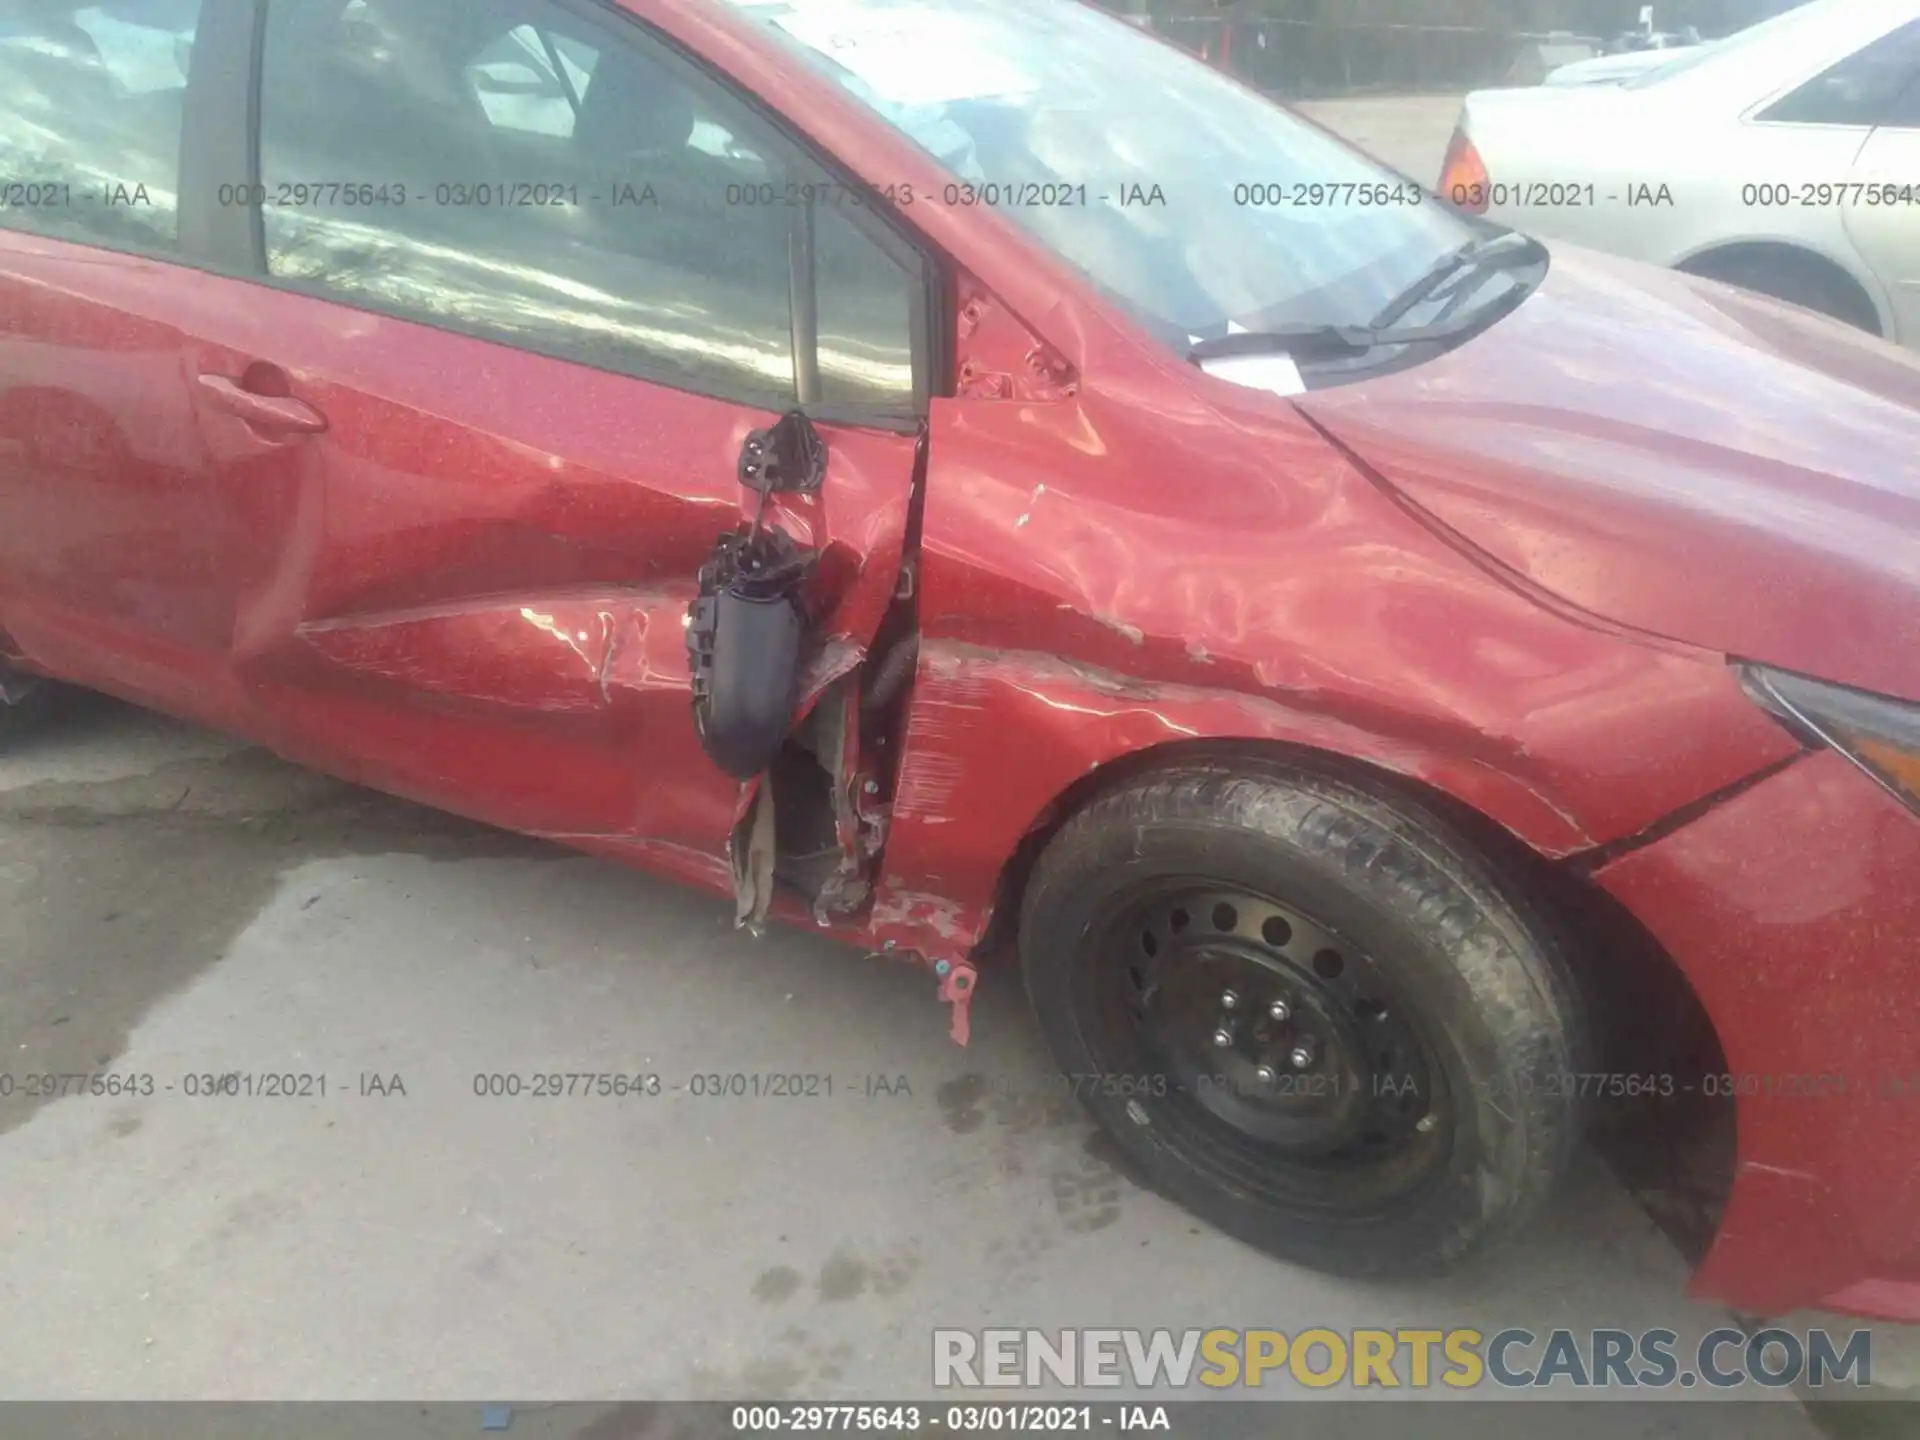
1442;0;1920;346
1544;45;1707;87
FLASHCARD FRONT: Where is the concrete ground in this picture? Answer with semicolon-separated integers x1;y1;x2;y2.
0;693;1874;1433
0;96;1911;1438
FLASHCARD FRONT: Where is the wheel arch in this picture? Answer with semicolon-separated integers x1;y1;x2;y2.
977;734;1575;959
1672;238;1887;336
974;730;1738;1265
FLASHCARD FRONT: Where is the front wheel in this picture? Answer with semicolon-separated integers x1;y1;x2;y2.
1018;758;1588;1277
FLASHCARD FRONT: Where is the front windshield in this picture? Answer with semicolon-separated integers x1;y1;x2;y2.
721;0;1484;346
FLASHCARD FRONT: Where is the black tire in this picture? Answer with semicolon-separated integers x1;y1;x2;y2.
1684;250;1880;335
1018;757;1588;1278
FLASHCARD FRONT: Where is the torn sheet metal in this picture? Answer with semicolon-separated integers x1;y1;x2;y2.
810;679;882;923
953;273;1079;403
730;773;778;934
935;959;979;1046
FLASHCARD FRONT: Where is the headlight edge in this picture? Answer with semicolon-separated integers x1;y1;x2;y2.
1737;662;1920;820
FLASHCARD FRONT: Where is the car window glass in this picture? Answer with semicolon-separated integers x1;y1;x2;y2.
0;0;204;254
1758;19;1920;126
1884;71;1920;129
258;0;917;412
466;24;601;138
723;0;1484;346
812;199;917;410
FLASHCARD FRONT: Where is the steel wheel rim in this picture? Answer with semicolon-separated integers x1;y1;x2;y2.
1077;879;1455;1211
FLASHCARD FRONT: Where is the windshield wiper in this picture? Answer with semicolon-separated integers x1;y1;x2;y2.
1369;231;1541;332
1186;234;1545;369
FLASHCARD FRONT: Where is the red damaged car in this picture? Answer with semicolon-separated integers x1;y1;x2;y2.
1;0;1916;1321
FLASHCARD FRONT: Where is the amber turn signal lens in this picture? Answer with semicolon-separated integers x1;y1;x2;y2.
1437;127;1489;214
1849;734;1920;809
1742;665;1920;819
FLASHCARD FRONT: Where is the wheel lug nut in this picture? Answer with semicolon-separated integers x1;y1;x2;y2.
1212;1027;1234;1049
1255;1065;1276;1085
1268;999;1290;1023
1290;1038;1315;1069
1220;990;1239;1010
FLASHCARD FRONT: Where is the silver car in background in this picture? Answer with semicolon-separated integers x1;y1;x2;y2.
1441;0;1920;346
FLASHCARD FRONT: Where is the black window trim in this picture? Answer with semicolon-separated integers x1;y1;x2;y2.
174;0;258;266
175;0;943;431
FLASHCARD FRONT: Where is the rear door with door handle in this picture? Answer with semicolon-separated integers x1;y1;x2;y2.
0;0;237;714
194;369;329;436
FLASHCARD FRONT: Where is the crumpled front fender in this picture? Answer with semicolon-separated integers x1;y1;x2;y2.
864;373;1800;963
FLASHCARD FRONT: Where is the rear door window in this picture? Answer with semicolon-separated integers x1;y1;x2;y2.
1757;19;1920;127
0;0;205;254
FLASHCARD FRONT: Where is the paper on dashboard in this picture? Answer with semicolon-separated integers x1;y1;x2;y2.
1195;353;1306;398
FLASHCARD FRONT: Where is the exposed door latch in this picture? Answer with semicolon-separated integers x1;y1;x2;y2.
738;408;827;495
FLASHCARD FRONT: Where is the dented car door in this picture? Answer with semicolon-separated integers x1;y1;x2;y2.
177;0;928;878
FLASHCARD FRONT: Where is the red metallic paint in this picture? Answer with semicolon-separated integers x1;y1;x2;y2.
0;235;233;701
952;274;1081;404
1596;752;1920;1322
868;385;1801;963
1297;244;1920;704
0;0;1915;1323
0;237;916;858
204;301;912;855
